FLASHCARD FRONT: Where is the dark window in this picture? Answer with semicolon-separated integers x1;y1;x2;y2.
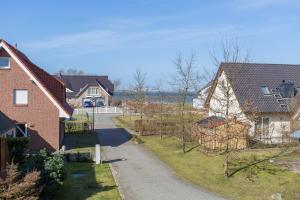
262;118;269;135
255;118;262;135
255;117;270;136
16;123;27;137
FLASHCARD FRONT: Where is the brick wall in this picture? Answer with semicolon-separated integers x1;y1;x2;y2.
67;86;112;107
0;48;60;151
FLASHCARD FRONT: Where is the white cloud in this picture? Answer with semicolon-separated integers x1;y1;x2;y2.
22;25;238;55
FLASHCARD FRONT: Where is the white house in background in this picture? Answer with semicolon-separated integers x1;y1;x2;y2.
205;62;300;144
193;82;212;109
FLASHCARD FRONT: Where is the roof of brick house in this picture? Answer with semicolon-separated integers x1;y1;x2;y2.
0;39;73;117
0;111;15;135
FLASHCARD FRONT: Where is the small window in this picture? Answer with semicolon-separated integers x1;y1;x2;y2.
277;99;285;104
16;123;27;137
14;90;28;105
262;117;269;135
280;104;287;108
255;117;270;135
274;94;282;98
260;86;271;95
87;87;99;95
0;57;10;69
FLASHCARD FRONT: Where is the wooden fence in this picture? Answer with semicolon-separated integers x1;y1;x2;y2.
0;138;9;169
191;121;249;150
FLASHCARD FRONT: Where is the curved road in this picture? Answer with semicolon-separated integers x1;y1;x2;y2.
95;114;225;200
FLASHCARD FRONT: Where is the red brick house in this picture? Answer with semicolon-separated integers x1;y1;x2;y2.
0;39;73;151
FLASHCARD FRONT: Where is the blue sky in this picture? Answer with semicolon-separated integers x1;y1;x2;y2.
1;0;300;89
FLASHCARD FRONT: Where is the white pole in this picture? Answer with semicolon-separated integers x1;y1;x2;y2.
95;144;101;164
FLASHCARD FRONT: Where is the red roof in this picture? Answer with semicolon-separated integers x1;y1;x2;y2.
1;40;73;117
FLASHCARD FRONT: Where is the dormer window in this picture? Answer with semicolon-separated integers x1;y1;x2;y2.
0;57;10;69
260;86;271;95
66;88;73;93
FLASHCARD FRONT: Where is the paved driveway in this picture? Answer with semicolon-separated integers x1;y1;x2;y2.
95;114;225;200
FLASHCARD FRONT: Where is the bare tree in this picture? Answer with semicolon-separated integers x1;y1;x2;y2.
131;69;147;121
203;37;250;82
113;79;121;91
202;38;255;177
154;80;168;140
171;53;200;153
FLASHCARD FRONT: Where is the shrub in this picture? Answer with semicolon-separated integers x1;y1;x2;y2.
112;99;122;106
65;121;92;133
0;162;42;200
5;137;29;164
23;149;66;196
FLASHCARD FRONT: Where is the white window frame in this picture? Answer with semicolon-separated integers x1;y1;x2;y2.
0;57;10;69
87;87;99;96
14;89;28;105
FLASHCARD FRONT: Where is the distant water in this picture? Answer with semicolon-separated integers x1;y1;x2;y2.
113;91;195;104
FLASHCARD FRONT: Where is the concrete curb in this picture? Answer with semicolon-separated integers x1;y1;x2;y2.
101;145;126;200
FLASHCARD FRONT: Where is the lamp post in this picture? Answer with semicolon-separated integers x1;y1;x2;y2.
90;97;96;132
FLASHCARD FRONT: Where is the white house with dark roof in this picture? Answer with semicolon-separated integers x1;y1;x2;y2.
205;62;300;144
193;81;212;109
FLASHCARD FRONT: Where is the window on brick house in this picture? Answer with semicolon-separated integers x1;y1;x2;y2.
0;57;10;69
14;90;28;105
16;123;27;137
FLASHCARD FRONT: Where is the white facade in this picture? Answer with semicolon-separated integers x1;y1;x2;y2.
193;84;211;109
208;71;291;144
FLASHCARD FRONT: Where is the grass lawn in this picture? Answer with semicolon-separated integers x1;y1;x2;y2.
56;162;120;200
56;132;121;200
115;116;300;200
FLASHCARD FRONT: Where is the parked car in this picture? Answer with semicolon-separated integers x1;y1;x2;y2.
83;101;93;108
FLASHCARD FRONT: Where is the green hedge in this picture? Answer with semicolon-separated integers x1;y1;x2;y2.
5;137;29;164
65;121;92;133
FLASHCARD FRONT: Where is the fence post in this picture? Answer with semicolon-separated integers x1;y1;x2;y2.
95;144;101;164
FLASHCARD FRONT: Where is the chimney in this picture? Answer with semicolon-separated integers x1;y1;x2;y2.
14;43;18;49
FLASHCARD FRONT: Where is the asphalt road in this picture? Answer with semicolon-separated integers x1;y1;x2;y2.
95;114;226;200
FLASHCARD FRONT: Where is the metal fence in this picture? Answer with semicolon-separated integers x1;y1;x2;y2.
74;106;123;115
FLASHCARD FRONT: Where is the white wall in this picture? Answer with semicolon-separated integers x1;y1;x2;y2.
256;113;291;144
193;85;211;109
208;71;246;120
208;71;291;144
